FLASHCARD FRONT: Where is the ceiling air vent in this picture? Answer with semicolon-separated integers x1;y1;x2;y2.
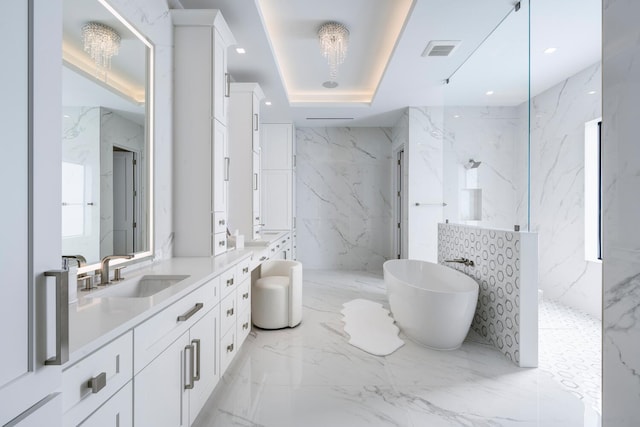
421;40;461;57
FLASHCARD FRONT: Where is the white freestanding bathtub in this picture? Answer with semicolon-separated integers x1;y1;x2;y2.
383;259;479;350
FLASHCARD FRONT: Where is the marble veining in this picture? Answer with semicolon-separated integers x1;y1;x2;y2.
527;62;602;319
193;270;593;427
296;127;393;270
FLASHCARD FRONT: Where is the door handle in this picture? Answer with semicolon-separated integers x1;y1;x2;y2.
177;303;203;322
184;344;195;390
44;270;69;366
191;338;201;382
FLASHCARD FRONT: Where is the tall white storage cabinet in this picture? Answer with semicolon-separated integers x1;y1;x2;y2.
228;83;265;241
261;123;297;259
0;0;64;424
172;10;235;256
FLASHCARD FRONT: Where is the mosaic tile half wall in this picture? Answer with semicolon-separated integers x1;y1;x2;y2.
438;223;538;367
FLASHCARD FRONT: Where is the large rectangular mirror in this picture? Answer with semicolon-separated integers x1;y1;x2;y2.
61;0;153;268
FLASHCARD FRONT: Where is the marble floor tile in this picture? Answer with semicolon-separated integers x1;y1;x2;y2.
193;270;600;427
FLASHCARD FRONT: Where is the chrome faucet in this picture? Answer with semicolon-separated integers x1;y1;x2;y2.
100;255;134;285
444;257;475;267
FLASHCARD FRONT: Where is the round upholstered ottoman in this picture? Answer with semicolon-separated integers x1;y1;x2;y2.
252;275;290;329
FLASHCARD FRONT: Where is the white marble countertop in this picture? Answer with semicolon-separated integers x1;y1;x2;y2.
66;249;259;365
246;230;289;246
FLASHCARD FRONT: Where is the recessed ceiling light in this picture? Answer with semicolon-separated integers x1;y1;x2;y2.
63;114;71;118
236;47;246;54
588;90;597;95
485;90;494;96
265;101;272;106
322;81;339;89
453;114;460;118
543;47;557;54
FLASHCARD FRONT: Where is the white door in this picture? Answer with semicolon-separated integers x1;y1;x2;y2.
0;0;63;424
213;28;227;123
261;123;292;169
113;151;135;254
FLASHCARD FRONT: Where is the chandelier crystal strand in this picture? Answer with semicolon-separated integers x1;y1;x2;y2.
81;22;121;78
317;22;349;80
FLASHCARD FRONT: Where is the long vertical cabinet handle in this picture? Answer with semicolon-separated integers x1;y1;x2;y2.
254;113;259;131
225;73;230;98
224;157;230;182
44;270;69;365
191;339;201;382
184;344;195;390
253;173;258;191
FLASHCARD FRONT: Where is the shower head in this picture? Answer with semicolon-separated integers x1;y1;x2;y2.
464;159;481;169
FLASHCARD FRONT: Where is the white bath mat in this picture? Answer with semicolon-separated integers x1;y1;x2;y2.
340;299;404;356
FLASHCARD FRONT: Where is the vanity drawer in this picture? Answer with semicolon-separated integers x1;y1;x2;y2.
220;291;236;336
237;307;251;349
220;265;236;298
76;381;133;427
220;328;237;374
236;277;251;315
62;332;133;425
214;212;227;234
213;232;227;256
236;257;251;284
133;278;218;374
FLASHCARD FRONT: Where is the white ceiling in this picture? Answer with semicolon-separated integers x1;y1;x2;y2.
176;0;601;127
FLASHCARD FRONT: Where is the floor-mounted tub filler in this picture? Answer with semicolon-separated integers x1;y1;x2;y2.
383;259;479;350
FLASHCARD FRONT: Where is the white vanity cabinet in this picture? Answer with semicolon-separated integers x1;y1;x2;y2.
134;302;220;427
172;9;235;257
260;123;297;259
228;83;265;241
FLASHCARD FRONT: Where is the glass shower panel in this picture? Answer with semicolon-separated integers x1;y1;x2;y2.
442;0;530;231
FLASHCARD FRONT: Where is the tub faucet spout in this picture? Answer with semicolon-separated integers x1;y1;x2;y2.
444;258;475;267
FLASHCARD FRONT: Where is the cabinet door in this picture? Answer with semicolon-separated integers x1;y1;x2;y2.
213;29;228;123
188;307;219;419
213;120;227;214
134;333;189;427
252;93;260;152
262;170;292;230
261;123;292;170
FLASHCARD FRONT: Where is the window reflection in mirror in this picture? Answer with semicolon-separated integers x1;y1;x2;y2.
61;0;152;267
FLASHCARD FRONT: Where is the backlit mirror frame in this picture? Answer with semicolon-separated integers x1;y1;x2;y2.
67;0;155;275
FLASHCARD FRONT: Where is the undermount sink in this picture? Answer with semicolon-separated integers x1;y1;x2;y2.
87;275;190;299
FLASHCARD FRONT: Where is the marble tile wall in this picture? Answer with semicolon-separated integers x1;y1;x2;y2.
602;0;640;424
527;63;602;319
296;127;393;270
438;223;538;367
442;107;522;230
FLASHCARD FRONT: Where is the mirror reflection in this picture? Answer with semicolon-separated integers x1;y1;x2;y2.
61;0;150;265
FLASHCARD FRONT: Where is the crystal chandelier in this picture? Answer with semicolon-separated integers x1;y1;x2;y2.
317;22;349;81
81;22;121;77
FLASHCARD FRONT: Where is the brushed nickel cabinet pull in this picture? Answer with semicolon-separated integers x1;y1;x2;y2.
192;339;201;382
226;277;234;287
218;240;225;247
243;322;249;330
88;372;107;394
226;343;234;353
226;307;234;317
177;303;204;322
225;73;230;98
242;267;249;274
44;270;69;366
184;344;195;390
242;292;249;299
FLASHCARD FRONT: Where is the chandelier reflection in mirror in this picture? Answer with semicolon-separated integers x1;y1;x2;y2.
81;22;121;79
317;22;349;81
